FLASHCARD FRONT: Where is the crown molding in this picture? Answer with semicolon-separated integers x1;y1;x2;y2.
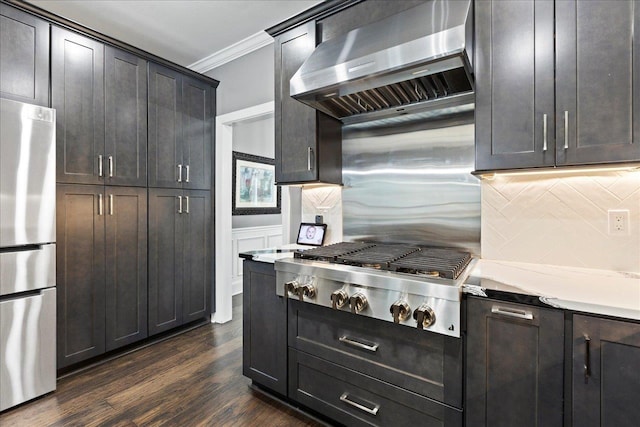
189;30;273;74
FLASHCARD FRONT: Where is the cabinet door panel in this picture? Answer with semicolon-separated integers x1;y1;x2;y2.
556;0;640;164
0;4;49;106
465;297;564;427
148;188;183;335
572;315;640;427
182;190;210;323
56;184;105;368
105;187;147;351
148;63;182;189
475;0;555;170
275;22;318;183
52;27;105;185
105;47;147;187
182;77;212;190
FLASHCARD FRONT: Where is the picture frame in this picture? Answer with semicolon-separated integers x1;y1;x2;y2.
232;151;281;215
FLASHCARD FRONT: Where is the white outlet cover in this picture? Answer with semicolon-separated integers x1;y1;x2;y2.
608;209;630;236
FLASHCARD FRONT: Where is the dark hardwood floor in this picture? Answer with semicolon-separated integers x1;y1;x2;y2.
0;295;324;427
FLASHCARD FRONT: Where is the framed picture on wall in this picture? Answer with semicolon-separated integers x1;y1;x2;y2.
232;151;281;215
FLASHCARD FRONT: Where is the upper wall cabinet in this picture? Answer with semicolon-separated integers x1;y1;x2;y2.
475;0;640;171
148;63;213;190
0;4;49;107
274;22;342;185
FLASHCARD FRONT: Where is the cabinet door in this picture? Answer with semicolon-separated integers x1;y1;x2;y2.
52;27;105;185
556;0;640;165
105;47;148;187
105;187;147;351
242;260;287;396
475;0;555;171
148;188;183;335
182;76;212;190
182;190;211;323
148;63;183;189
56;184;106;368
466;297;564;427
0;4;49;106
275;22;318;183
572;315;640;427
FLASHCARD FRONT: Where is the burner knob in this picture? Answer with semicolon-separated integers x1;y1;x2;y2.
330;290;349;309
298;284;316;301
413;304;436;329
349;293;368;314
390;300;411;323
284;280;300;298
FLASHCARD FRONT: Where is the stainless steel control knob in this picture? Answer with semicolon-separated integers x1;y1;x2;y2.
413;304;436;329
390;300;411;323
330;290;349;309
349;293;368;313
284;280;299;297
299;283;316;301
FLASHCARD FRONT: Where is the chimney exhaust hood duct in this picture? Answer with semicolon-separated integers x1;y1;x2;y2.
290;0;474;125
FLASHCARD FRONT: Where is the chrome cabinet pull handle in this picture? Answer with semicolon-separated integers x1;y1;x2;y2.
564;111;569;150
177;196;183;214
177;164;183;183
339;392;380;416
339;335;379;352
108;156;114;177
584;334;591;384
185;165;190;183
185;196;189;214
543;113;548;151
491;306;534;320
109;194;114;215
98;155;103;177
98;194;103;216
307;147;312;171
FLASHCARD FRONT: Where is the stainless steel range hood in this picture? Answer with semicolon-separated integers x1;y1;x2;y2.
290;0;474;125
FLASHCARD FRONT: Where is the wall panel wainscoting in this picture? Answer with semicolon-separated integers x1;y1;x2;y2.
232;225;284;295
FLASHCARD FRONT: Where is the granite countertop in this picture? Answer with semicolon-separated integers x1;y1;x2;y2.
239;244;312;263
465;259;640;321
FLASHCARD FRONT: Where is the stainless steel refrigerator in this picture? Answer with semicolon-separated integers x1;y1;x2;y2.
0;98;56;411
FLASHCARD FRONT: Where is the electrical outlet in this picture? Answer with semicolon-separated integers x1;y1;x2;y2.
608;209;630;235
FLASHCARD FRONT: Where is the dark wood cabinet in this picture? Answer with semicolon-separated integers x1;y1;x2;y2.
0;3;49;106
57;184;148;367
475;0;640;171
56;184;106;369
105;47;148;187
149;63;213;190
242;260;287;396
52;27;105;185
572;315;640;427
465;297;564;427
274;22;342;185
105;186;148;351
148;188;211;336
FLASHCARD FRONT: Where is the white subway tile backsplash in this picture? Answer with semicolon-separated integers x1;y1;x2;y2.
482;170;640;272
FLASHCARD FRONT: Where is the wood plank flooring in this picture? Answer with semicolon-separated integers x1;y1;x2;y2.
0;295;325;427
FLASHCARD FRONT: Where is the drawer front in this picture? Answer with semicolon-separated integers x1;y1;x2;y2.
289;349;462;427
288;300;462;408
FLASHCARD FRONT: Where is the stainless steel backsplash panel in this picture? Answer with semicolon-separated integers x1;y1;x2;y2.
342;114;480;254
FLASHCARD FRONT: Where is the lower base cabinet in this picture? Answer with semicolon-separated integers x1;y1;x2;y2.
242;260;287;396
465;297;564;427
572;315;640;427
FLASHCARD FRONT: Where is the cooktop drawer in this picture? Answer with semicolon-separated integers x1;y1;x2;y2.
289;349;462;427
288;300;462;408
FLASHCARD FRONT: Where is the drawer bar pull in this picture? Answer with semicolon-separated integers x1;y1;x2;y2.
338;335;379;352
339;392;380;416
491;306;533;320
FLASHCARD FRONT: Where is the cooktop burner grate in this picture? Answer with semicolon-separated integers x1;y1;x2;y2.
296;242;376;262
388;249;472;280
336;245;420;269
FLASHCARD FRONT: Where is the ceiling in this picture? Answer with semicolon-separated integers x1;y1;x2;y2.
26;0;323;69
